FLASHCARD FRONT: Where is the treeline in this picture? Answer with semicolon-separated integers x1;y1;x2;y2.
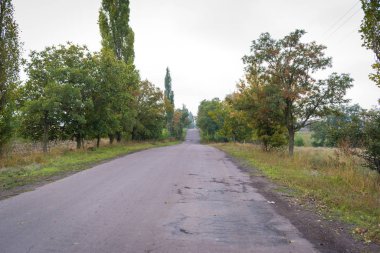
0;0;193;154
197;28;380;173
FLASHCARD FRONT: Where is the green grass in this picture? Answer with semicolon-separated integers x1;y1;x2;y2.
0;141;179;192
213;143;380;244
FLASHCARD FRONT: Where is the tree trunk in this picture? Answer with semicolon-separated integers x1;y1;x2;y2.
96;135;101;148
132;127;137;141
116;132;122;143
288;127;295;156
42;112;49;153
76;134;81;149
109;134;114;144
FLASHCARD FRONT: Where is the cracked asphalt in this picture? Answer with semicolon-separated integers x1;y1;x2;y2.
0;129;317;253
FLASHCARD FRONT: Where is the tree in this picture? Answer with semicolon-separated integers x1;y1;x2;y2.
361;109;380;173
310;104;365;148
230;80;287;150
197;98;224;141
217;99;253;143
360;0;380;87
20;43;94;151
243;30;353;155
132;80;165;140
99;0;138;143
99;0;134;64
0;0;21;154
164;67;175;135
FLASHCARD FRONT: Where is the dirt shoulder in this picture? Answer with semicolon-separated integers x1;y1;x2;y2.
225;154;380;253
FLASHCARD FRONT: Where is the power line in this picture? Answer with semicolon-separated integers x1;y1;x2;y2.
322;1;361;37
326;7;361;39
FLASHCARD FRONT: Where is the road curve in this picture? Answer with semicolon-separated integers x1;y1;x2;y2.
0;129;317;253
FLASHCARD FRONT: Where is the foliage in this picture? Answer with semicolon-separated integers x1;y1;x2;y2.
243;29;353;155
197;98;224;141
217;99;253;143
360;0;380;87
99;0;135;64
20;43;94;151
172;105;192;140
294;135;304;146
132;80;165;140
311;104;365;148
230;79;287;150
0;0;21;154
88;48;139;145
164;67;175;135
361;109;380;173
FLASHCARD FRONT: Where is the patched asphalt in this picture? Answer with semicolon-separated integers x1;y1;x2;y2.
0;129;317;253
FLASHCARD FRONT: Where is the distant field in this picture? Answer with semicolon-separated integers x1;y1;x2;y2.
213;143;380;244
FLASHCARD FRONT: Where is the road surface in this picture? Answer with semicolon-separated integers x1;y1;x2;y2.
0;129;317;253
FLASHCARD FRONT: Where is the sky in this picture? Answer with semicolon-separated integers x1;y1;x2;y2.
13;0;380;114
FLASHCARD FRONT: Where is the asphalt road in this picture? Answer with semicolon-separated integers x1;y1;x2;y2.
0;129;317;253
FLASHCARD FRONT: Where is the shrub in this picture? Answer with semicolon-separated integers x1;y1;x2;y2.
295;135;305;147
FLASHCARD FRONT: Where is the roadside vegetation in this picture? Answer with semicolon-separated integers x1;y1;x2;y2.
197;0;380;244
214;143;380;243
0;140;178;193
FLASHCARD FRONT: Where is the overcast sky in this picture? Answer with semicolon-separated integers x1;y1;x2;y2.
13;0;380;114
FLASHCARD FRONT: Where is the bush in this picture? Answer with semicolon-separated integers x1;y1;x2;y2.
295;135;305;147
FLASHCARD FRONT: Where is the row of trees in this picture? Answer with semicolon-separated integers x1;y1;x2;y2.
0;0;192;155
197;28;380;172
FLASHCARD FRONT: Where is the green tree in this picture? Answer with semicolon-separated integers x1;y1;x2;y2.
310;104;365;148
243;30;353;155
362;109;380;173
197;98;224;141
99;0;134;64
99;0;138;143
231;80;287;150
0;0;21;154
164;67;175;135
86;50;117;147
132;80;165;140
20;43;94;151
360;0;380;87
216;99;252;143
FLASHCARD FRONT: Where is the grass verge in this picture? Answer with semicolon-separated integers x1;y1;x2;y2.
212;143;380;244
0;141;178;192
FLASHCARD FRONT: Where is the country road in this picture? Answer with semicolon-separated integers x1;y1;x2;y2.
0;129;317;253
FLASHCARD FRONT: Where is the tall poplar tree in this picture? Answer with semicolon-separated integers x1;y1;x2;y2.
164;67;174;135
98;0;138;142
0;0;21;154
99;0;135;64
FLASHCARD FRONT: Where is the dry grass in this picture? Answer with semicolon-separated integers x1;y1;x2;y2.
0;139;179;192
213;143;380;243
0;139;109;169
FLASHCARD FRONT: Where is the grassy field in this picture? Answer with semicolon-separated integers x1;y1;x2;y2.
0;140;178;192
213;143;380;244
